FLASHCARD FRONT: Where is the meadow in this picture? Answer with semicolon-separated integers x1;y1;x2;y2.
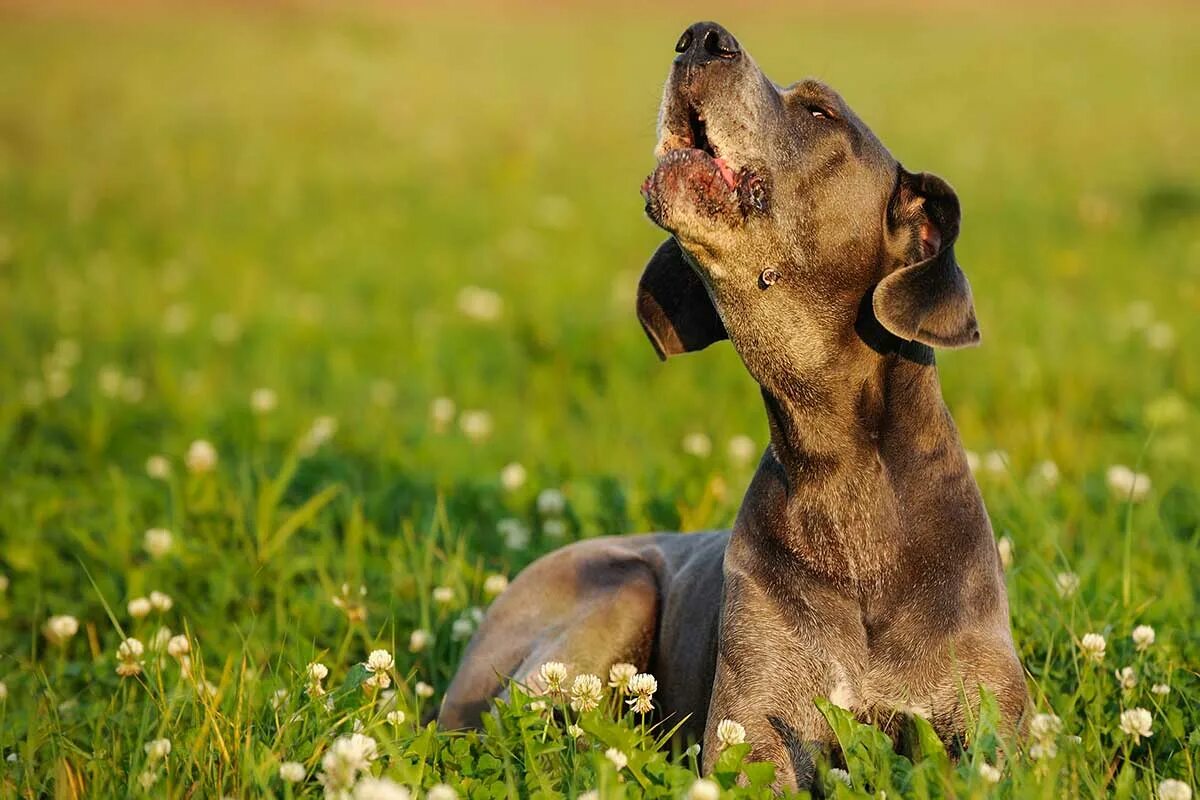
0;2;1198;797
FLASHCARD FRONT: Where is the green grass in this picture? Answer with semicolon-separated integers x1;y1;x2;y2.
1;3;1198;797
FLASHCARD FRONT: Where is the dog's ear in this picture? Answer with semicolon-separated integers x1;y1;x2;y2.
875;169;981;349
636;237;728;360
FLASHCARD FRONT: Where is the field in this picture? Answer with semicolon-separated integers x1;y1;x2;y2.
0;2;1198;797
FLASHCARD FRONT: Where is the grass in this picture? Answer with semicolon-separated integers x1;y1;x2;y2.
0;2;1197;797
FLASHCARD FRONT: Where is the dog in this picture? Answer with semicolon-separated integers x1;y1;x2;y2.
439;21;1027;789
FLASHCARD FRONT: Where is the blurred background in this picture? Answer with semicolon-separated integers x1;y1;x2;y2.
0;1;1197;559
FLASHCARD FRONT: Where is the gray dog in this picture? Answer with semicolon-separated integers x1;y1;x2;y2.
440;21;1027;789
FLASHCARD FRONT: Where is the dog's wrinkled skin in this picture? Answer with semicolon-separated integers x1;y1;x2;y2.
440;21;1026;789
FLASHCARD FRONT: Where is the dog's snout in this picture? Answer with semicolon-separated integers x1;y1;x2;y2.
675;21;740;65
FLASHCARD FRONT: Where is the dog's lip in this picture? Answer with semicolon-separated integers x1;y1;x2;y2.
657;104;741;190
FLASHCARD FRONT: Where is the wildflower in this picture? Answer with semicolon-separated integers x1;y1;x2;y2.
604;748;628;771
537;488;566;516
301;416;338;453
567;723;584;739
408;629;432;653
497;518;530;549
1029;741;1056;760
529;699;548;714
318;733;378;796
144;738;171;762
144;528;174;559
386;710;406;725
1159;779;1193;800
138;771;159;790
483;574;508;597
179;655;193;679
1106;465;1151;502
116;637;145;677
608;663;638;693
145;455;172;480
1146;322;1175;350
538;661;569;695
1030;713;1062;740
456;285;503;321
427;785;457;800
458;410;493;443
964;449;981;473
198;679;218;699
430;397;456;432
996;536;1013;570
542;518;567;538
983;450;1008;476
149;591;172;612
451;617;474;641
150;626;173;652
578;792;599;800
1055;572;1080;598
1119;708;1153;742
688;778;721;800
432;586;455;605
353;777;412;800
500;462;527;491
626;673;658;713
415;681;434;699
167;635;191;659
1080;633;1107;661
332;583;368;623
1152;683;1170;696
828;768;852;786
716;718;746;749
364;650;394;690
727;435;757;466
978;762;1001;784
250;387;278;414
0;682;7;701
185;439;218;474
1116;666;1138;690
43;615;80;645
279;761;305;783
570;674;604;713
1032;459;1060;488
272;688;289;709
1132;624;1156;651
682;432;712;458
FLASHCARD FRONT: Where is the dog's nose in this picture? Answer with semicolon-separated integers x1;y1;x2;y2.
674;21;741;65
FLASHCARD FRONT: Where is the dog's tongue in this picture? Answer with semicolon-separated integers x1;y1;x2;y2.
713;157;737;190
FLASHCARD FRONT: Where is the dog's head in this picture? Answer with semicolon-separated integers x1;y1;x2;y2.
638;22;979;379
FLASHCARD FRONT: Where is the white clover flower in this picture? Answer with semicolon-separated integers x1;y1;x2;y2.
626;673;658;714
1116;666;1138;690
432;586;455;605
128;597;152;619
604;748;628;771
1029;741;1057;760
415;681;434;699
149;591;173;612
185;439;218;474
143;738;171;762
1033;459;1060;488
528;699;548;714
116;637;145;677
964;449;981;473
483;574;508;597
500;462;527;491
43;615;80;645
198;679;218;700
566;723;584;739
409;629;432;653
682;432;712;458
144;528;174;559
978;762;1001;784
996;536;1013;570
353;777;412;800
1106;465;1151;502
1080;633;1107;661
716;718;746;749
451;618;475;641
1146;322;1175;350
578;792;599;800
570;674;604;713
365;650;394;673
301;416;338;454
319;733;378;795
150;626;172;652
1119;707;1153;742
828;768;852;787
688;778;721;800
458;410;493;443
536;488;566;516
542;518;567;538
727;435;757;466
272;688;289;709
427;785;457;800
1152;683;1171;696
430;396;456;432
167;635;191;659
983;450;1008;476
278;761;305;783
608;662;637;693
138;770;158;790
145;455;172;480
456;286;503;322
386;710;406;726
307;662;329;683
250;387;278;414
1132;625;1156;651
1030;713;1062;740
1159;779;1193;800
497;518;530;550
331;583;368;623
179;655;193;679
538;661;569;695
1055;572;1080;598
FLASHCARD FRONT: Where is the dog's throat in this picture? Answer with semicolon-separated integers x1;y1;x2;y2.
854;288;935;366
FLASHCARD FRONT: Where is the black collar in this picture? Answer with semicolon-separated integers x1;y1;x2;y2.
854;288;935;366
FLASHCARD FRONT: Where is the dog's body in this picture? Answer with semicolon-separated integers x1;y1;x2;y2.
441;21;1026;788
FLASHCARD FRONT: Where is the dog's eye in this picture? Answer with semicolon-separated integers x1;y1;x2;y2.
806;105;831;120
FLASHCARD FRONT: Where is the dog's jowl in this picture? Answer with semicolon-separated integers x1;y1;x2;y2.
441;20;1026;789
